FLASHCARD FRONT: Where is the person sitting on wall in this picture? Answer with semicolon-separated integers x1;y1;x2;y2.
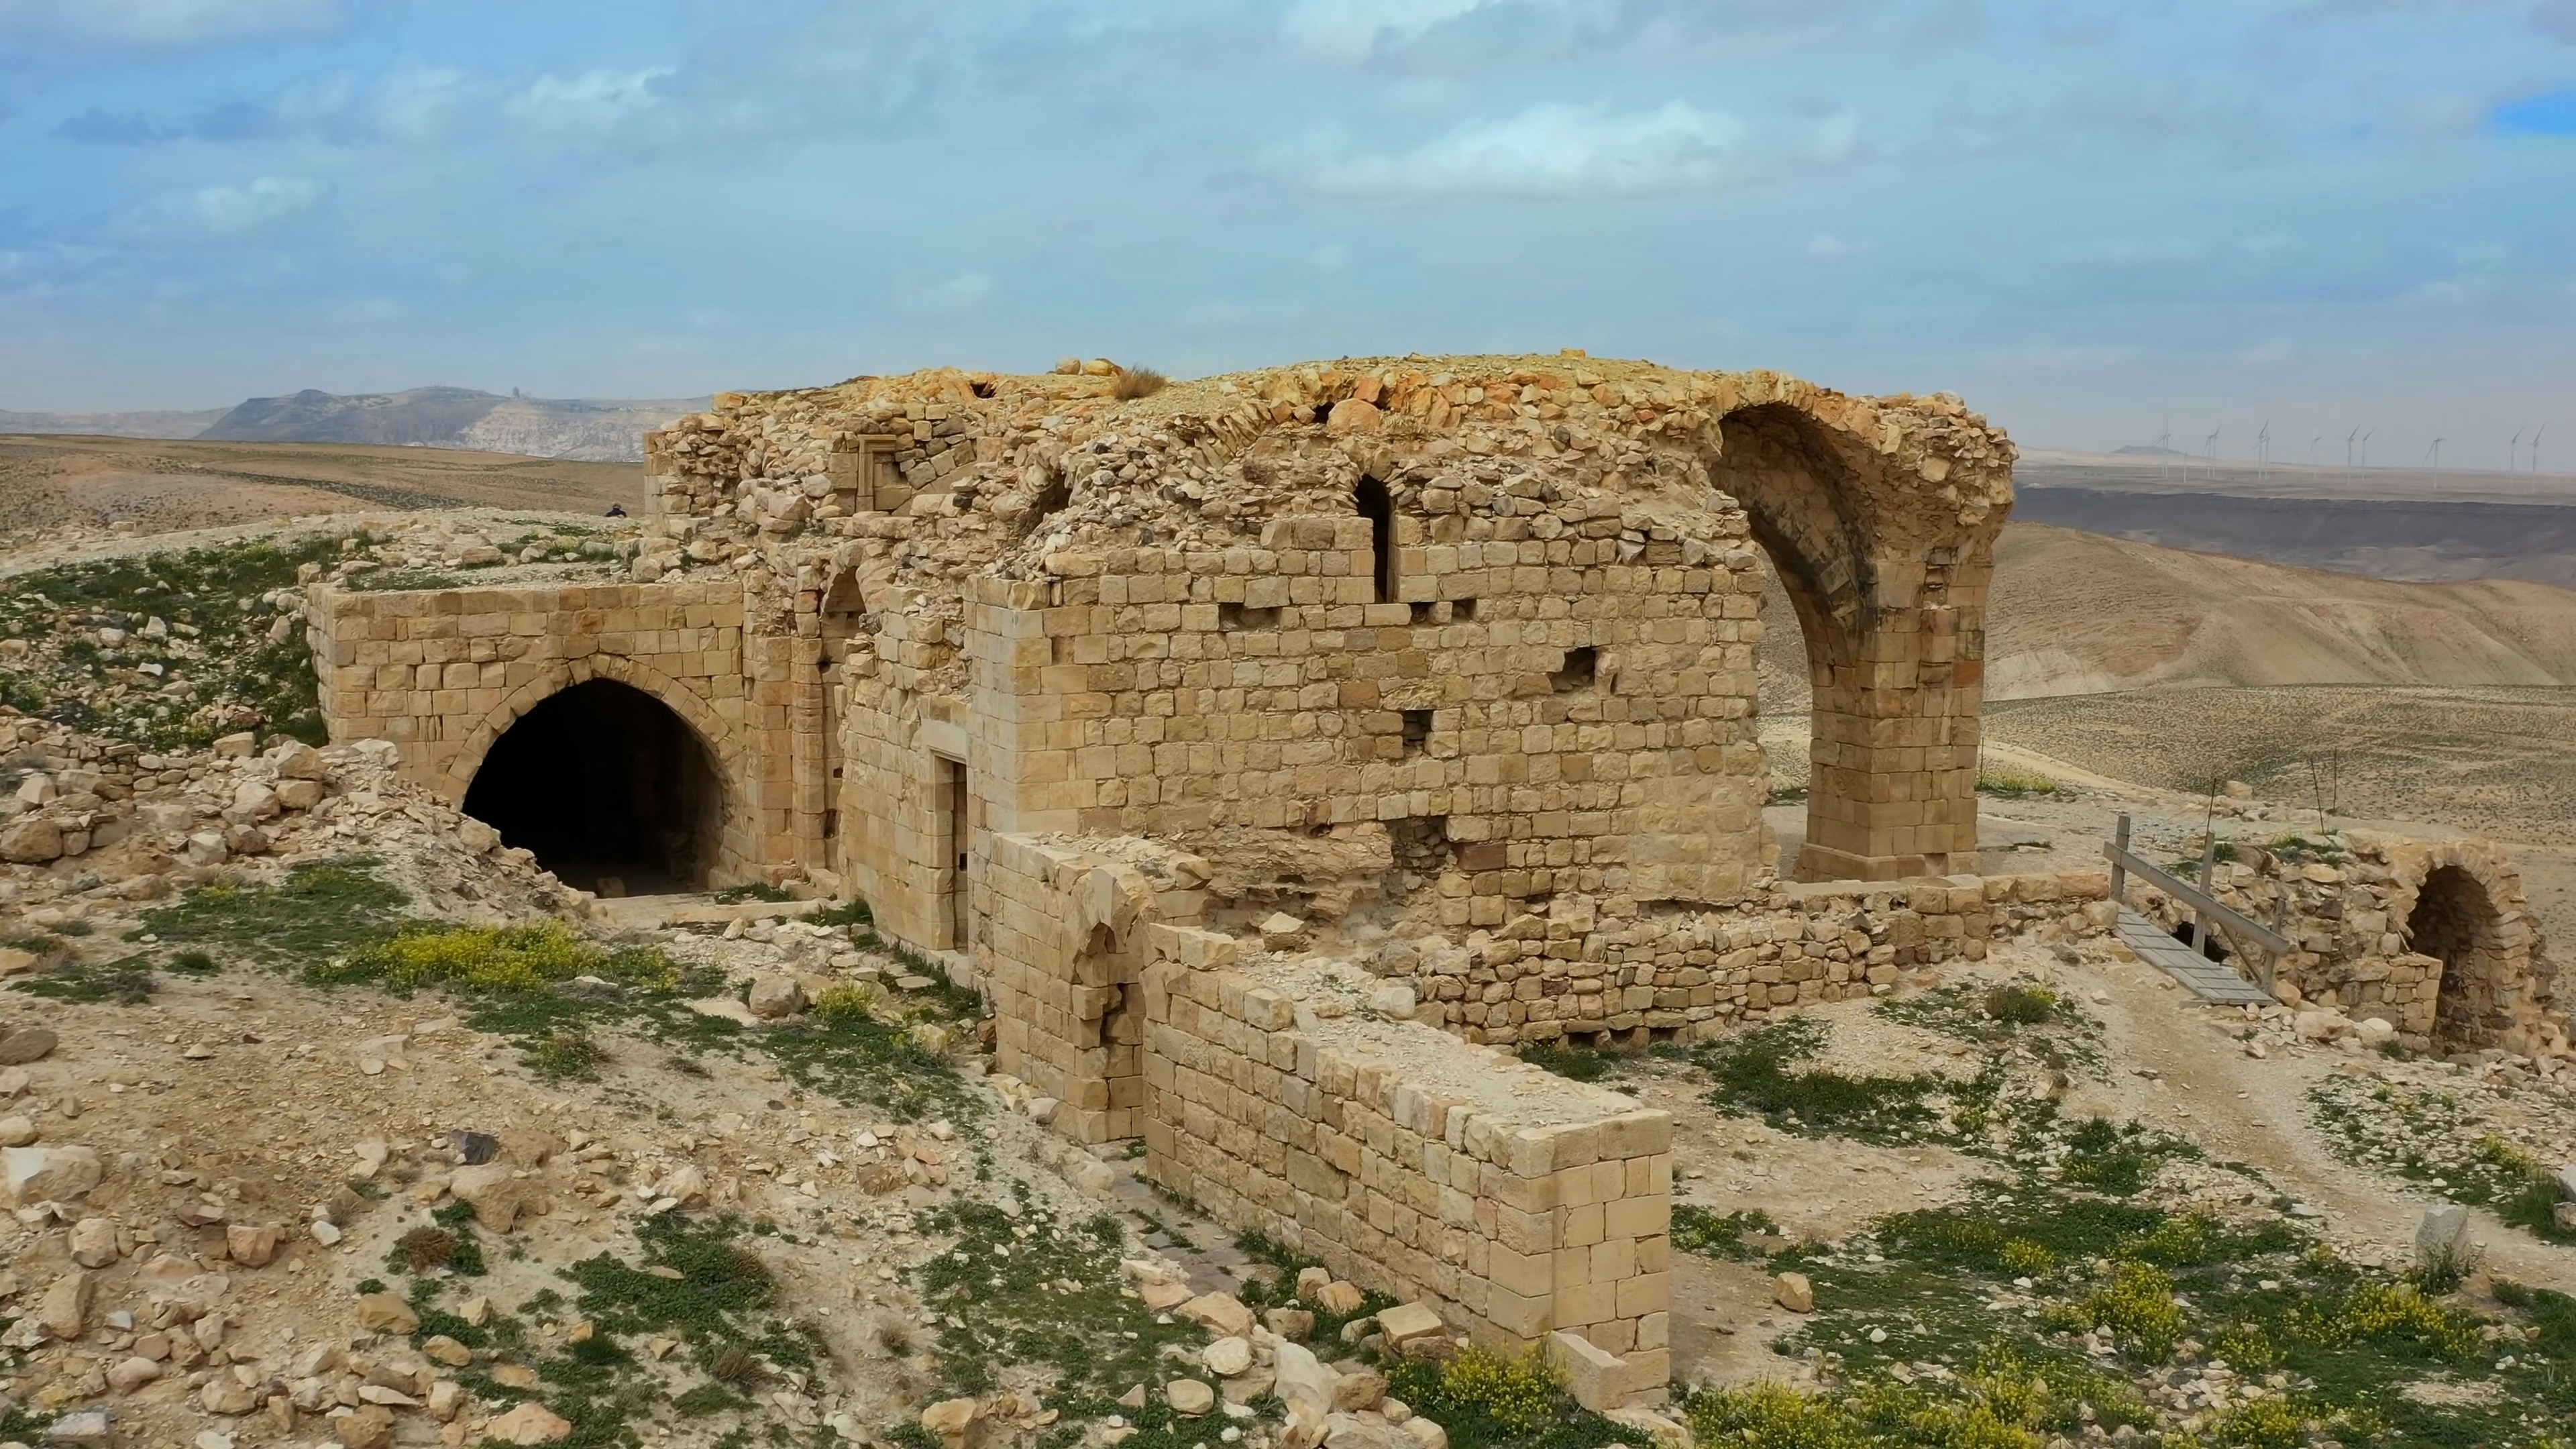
604;502;628;517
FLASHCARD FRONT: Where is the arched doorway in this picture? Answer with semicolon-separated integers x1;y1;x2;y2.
2410;864;2509;1052
462;679;727;894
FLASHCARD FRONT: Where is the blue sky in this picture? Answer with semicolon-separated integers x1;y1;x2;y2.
1;0;2573;462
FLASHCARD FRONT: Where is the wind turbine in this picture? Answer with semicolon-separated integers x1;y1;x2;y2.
2533;425;2546;476
2256;420;2271;483
2359;428;2375;473
2205;426;2222;481
2346;426;2360;483
2512;429;2524;472
2310;434;2322;468
2427;437;2445;484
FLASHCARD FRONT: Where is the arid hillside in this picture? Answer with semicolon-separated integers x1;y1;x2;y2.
0;433;645;546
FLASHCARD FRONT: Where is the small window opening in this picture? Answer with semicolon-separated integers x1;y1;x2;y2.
1550;646;1598;692
1354;475;1395;602
1401;709;1432;755
1031;476;1071;520
1411;601;1434;625
969;380;997;398
1454;598;1478;621
1219;602;1279;629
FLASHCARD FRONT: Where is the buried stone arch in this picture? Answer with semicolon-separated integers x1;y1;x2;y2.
1698;397;2010;883
2408;861;2518;1053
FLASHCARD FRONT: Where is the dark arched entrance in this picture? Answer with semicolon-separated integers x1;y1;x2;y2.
2410;865;2508;1052
462;679;725;894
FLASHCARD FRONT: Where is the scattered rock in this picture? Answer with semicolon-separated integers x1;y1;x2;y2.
2357;1017;2398;1048
334;1404;396;1449
1375;1302;1444;1346
1167;1379;1216;1416
1179;1292;1254;1338
2416;1205;2476;1273
1202;1336;1252;1377
1264;1307;1316;1340
422;1334;474;1366
449;1161;527;1232
354;1292;419;1335
1334;1368;1387;1411
749;975;808;1020
1314;1280;1366;1314
225;1223;278;1267
0;1027;60;1066
920;1397;980;1448
1775;1271;1815;1313
39;1268;92;1339
66;1217;120;1268
105;1355;160;1393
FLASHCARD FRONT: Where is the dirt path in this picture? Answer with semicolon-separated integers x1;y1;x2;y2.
2067;949;2576;1291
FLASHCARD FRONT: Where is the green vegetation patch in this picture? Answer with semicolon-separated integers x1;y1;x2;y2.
1876;975;2106;1073
0;535;343;748
1664;1017;1991;1146
130;861;979;1120
1976;767;2069;799
1388;1346;1652;1449
1519;1038;1615;1081
914;1190;1208;1442
133;859;410;965
1671;1205;1781;1262
9;952;158;1005
2309;1074;2576;1244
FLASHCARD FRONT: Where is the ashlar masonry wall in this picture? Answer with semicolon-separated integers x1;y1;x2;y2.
977;830;1673;1403
305;578;780;879
1141;932;1673;1400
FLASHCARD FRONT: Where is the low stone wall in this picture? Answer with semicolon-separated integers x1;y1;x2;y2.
1387;869;2115;1046
1140;927;1671;1402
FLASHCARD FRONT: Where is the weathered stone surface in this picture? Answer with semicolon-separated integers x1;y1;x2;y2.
1774;1271;1815;1313
1178;1292;1252;1338
488;1402;575;1444
354;1292;419;1335
1166;1379;1215;1415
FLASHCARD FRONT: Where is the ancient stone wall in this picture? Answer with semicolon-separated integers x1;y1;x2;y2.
304;580;777;879
2129;833;2562;1057
1391;868;2115;1047
1139;928;1674;1402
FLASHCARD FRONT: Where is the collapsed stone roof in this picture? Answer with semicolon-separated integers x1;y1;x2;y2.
644;353;2017;626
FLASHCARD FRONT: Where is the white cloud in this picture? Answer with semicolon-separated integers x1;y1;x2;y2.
1806;232;1870;258
1309;100;1743;201
190;176;327;235
1307;242;1350;270
1278;0;1506;62
0;0;341;49
2048;237;2204;268
376;68;470;143
506;68;672;142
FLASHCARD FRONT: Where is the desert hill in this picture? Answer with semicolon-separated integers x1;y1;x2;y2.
1757;521;2576;712
3;387;706;462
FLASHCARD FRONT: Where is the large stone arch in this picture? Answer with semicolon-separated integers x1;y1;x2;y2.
1700;396;2009;881
440;655;756;888
439;652;746;808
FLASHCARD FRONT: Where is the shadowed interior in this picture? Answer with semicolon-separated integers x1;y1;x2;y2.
462;678;724;894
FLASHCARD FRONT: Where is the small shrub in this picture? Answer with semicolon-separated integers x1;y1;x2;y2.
2052;1260;2186;1360
1686;1380;1866;1449
529;1028;604;1080
1110;365;1169;400
1982;983;2056;1024
812;984;877;1023
168;949;219;975
394;1226;458;1273
1673;1205;1780;1262
706;1344;764;1385
319;921;676;996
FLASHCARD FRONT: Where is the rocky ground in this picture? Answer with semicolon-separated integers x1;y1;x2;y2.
5;514;2576;1449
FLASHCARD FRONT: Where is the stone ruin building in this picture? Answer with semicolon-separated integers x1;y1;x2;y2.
297;353;2562;1405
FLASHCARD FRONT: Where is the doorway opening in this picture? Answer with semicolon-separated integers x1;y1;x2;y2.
936;754;971;951
2410;865;2508;1051
462;680;724;894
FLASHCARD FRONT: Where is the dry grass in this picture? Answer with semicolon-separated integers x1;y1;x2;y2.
1110;366;1169;400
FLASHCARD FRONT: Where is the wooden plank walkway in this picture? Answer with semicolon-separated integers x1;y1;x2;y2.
2114;906;2276;1005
